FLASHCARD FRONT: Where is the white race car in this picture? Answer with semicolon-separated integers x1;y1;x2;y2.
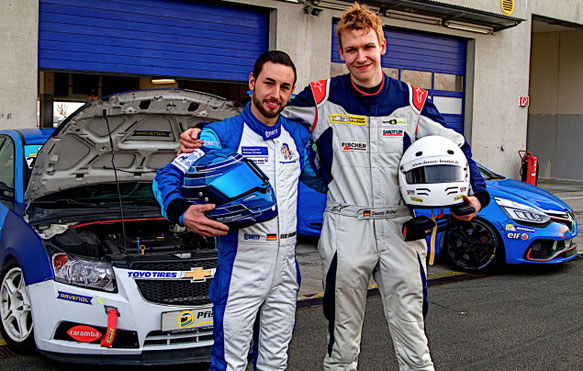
0;90;242;364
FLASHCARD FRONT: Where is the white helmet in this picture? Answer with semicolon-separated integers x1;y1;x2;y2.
399;135;470;208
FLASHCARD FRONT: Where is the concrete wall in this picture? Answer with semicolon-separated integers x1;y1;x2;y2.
528;30;583;180
0;0;39;129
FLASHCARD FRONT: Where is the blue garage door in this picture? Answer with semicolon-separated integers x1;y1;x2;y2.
332;24;466;134
39;0;269;82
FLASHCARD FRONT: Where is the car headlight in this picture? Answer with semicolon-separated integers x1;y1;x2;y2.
494;197;551;224
52;253;116;292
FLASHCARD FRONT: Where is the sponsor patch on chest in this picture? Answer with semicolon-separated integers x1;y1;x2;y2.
341;141;368;152
330;114;367;126
241;146;269;165
380;118;406;138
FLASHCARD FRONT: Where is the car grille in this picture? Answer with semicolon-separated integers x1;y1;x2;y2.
144;328;213;347
525;238;575;261
136;279;213;306
130;257;217;306
546;210;576;233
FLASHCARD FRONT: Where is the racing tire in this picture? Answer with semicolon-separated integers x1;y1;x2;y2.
0;259;35;353
442;218;504;272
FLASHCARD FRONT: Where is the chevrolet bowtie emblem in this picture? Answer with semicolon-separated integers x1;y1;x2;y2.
183;267;215;282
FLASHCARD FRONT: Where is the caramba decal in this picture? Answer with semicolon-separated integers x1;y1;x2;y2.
57;291;93;305
67;325;102;342
330;114;367;126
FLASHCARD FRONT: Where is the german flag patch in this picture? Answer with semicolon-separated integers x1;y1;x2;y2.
267;234;277;241
363;210;371;217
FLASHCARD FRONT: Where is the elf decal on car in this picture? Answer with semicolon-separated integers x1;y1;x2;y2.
507;232;529;240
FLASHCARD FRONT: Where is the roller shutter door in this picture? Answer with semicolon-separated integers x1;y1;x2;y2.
39;0;269;82
332;25;466;135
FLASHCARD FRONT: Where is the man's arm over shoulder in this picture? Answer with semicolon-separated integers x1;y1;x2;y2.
283;83;320;132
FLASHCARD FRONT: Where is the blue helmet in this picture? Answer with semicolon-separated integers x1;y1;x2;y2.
182;150;277;228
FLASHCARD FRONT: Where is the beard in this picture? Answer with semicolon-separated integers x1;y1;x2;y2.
252;91;286;119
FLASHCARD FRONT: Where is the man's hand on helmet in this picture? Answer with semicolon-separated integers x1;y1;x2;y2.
183;204;229;237
179;128;202;154
451;195;481;222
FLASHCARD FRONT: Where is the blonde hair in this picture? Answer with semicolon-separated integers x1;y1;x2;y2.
336;2;385;49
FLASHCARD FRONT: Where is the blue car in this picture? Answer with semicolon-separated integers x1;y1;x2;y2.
297;163;578;271
0;90;245;364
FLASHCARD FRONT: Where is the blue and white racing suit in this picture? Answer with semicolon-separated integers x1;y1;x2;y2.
284;74;490;371
153;104;323;371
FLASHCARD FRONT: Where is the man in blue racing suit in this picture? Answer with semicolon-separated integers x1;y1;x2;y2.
153;51;323;371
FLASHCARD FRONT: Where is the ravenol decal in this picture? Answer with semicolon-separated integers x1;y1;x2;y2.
133;130;171;137
410;196;423;203
341;141;368;152
330;114;367;126
67;325;102;342
178;310;213;329
127;267;216;283
57;291;93;305
453;195;463;202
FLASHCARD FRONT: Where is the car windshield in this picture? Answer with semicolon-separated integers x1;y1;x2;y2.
32;182;158;207
478;164;505;181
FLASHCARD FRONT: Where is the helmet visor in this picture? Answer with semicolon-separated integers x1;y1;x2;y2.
207;160;268;199
405;165;465;184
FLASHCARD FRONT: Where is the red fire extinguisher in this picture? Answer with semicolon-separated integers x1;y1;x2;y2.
518;150;538;186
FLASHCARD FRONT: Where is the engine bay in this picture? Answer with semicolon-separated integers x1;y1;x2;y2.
41;218;215;261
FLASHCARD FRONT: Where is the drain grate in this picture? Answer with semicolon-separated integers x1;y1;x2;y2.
0;345;17;359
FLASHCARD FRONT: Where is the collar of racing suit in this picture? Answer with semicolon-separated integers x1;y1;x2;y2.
241;103;282;141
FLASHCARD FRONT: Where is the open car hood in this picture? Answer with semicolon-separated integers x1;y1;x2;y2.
25;89;242;204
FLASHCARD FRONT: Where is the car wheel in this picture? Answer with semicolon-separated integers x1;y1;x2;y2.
0;260;35;353
442;218;503;272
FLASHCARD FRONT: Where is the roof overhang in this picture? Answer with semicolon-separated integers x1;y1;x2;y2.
335;0;525;34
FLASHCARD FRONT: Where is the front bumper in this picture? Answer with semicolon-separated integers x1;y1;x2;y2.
28;265;214;364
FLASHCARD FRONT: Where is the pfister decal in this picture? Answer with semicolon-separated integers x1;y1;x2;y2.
67;325;102;342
